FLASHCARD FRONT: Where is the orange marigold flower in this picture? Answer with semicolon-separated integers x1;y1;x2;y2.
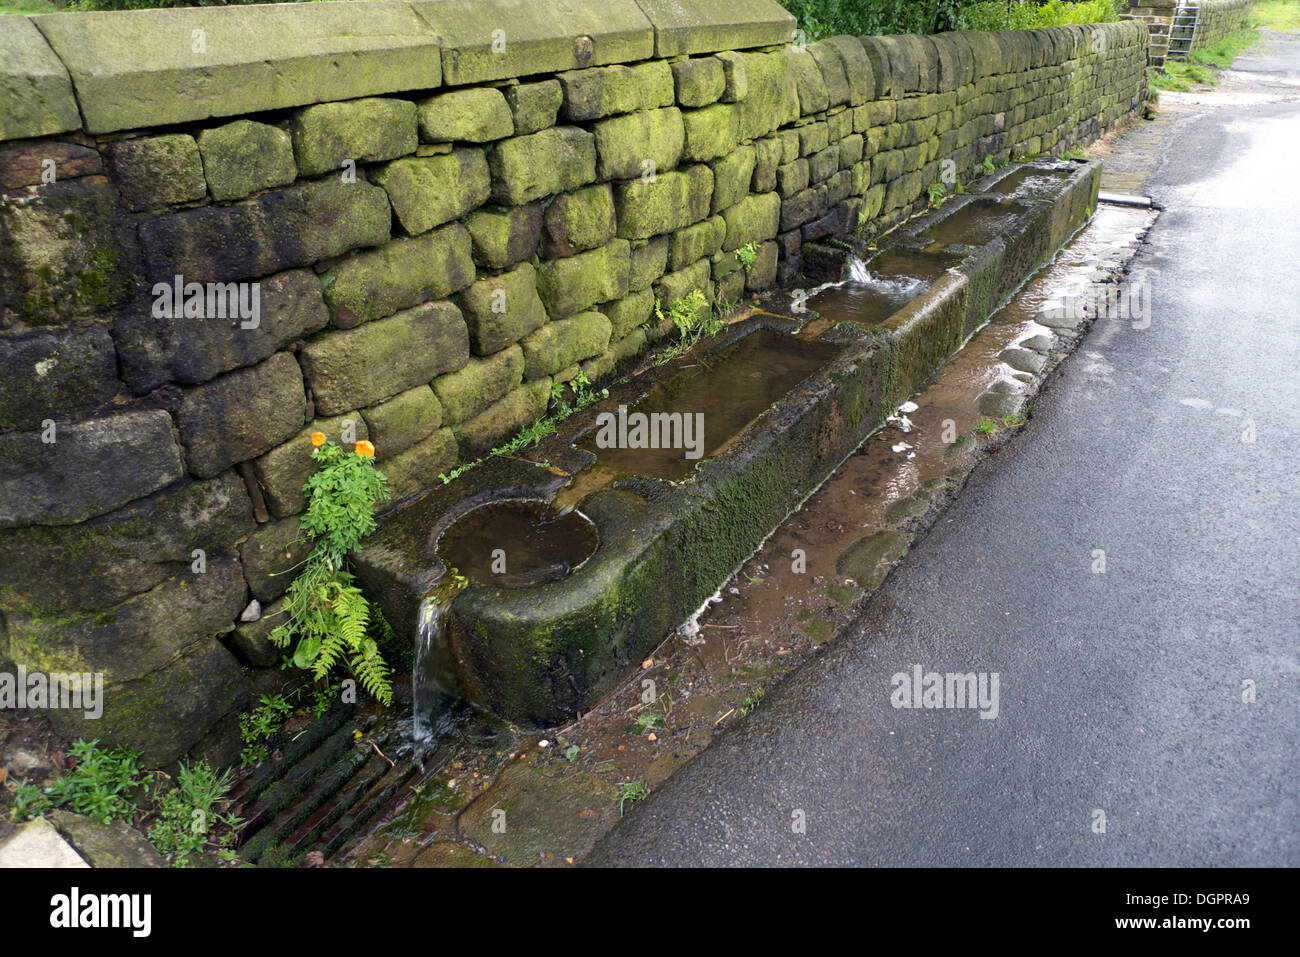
310;431;327;447
355;440;376;458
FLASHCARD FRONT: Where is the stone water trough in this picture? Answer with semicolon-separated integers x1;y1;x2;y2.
355;158;1101;729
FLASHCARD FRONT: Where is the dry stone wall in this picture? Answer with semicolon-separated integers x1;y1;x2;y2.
1123;0;1254;65
0;1;1148;763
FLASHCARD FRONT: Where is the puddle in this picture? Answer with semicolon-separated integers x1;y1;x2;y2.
574;328;839;483
921;198;1032;249
436;500;598;589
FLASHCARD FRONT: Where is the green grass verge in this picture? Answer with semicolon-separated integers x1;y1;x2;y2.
1253;0;1300;33
1152;27;1263;90
0;0;56;12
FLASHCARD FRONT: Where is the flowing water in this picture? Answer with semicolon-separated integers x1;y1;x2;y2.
411;579;464;744
987;167;1073;201
802;247;961;336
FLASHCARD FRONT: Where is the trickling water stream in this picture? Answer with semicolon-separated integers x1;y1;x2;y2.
802;247;960;337
412;580;464;744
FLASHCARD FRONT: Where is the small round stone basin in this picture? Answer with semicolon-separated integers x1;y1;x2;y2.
436;500;598;589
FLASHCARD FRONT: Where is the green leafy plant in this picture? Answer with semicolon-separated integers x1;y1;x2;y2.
927;182;948;208
739;688;767;717
238;693;295;768
977;417;999;435
438;458;482;485
269;437;394;705
658;289;712;337
10;779;51;819
8;739;143;826
628;711;665;736
982;155;997;177
147;760;242;865
736;240;760;271
491;371;608;459
650;290;726;367
616;780;650;816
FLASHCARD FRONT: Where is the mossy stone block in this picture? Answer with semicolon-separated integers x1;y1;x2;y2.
457;262;548;355
542;184;618;258
104;134;206;211
454;378;553;457
382;427;460;503
362;385;443;459
720;191;781;252
290;97;418;177
322;223;474;328
681;102;740;163
466;202;543;270
559;61;674;121
628;236;670;291
371;148;490;236
418;87;514;143
671;57;726;108
299;300;469;414
614;165;713;240
489;126;597;205
598;289;655;340
252;412;369;518
197;120;297;202
520;311;611;379
433;345;525;426
593;107;685;181
668;215;726;271
176;352;308;479
709;144;756;214
535;240;630;318
504;79;564;135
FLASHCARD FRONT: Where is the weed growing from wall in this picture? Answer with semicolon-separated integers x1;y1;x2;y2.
269;435;394;705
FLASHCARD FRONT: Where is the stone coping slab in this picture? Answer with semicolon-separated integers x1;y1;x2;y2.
31;2;443;134
632;0;796;56
8;0;811;140
0;16;81;141
410;0;654;86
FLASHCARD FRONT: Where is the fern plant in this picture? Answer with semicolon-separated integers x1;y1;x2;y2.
269;436;395;705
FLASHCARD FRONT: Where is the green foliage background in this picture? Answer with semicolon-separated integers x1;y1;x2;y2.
785;0;1122;41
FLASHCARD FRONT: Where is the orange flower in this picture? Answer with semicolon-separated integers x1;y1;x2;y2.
355;440;376;458
310;431;326;447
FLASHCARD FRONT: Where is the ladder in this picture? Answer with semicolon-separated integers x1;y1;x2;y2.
1166;3;1200;61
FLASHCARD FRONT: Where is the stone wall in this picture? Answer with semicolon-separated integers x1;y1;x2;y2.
0;1;1149;763
1190;0;1256;49
1123;0;1254;65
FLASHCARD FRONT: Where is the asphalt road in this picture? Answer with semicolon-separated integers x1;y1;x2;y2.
588;44;1300;867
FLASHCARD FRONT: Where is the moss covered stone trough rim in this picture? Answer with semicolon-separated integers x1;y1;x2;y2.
358;158;1103;728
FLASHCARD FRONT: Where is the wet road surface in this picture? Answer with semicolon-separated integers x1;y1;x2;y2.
587;42;1300;867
